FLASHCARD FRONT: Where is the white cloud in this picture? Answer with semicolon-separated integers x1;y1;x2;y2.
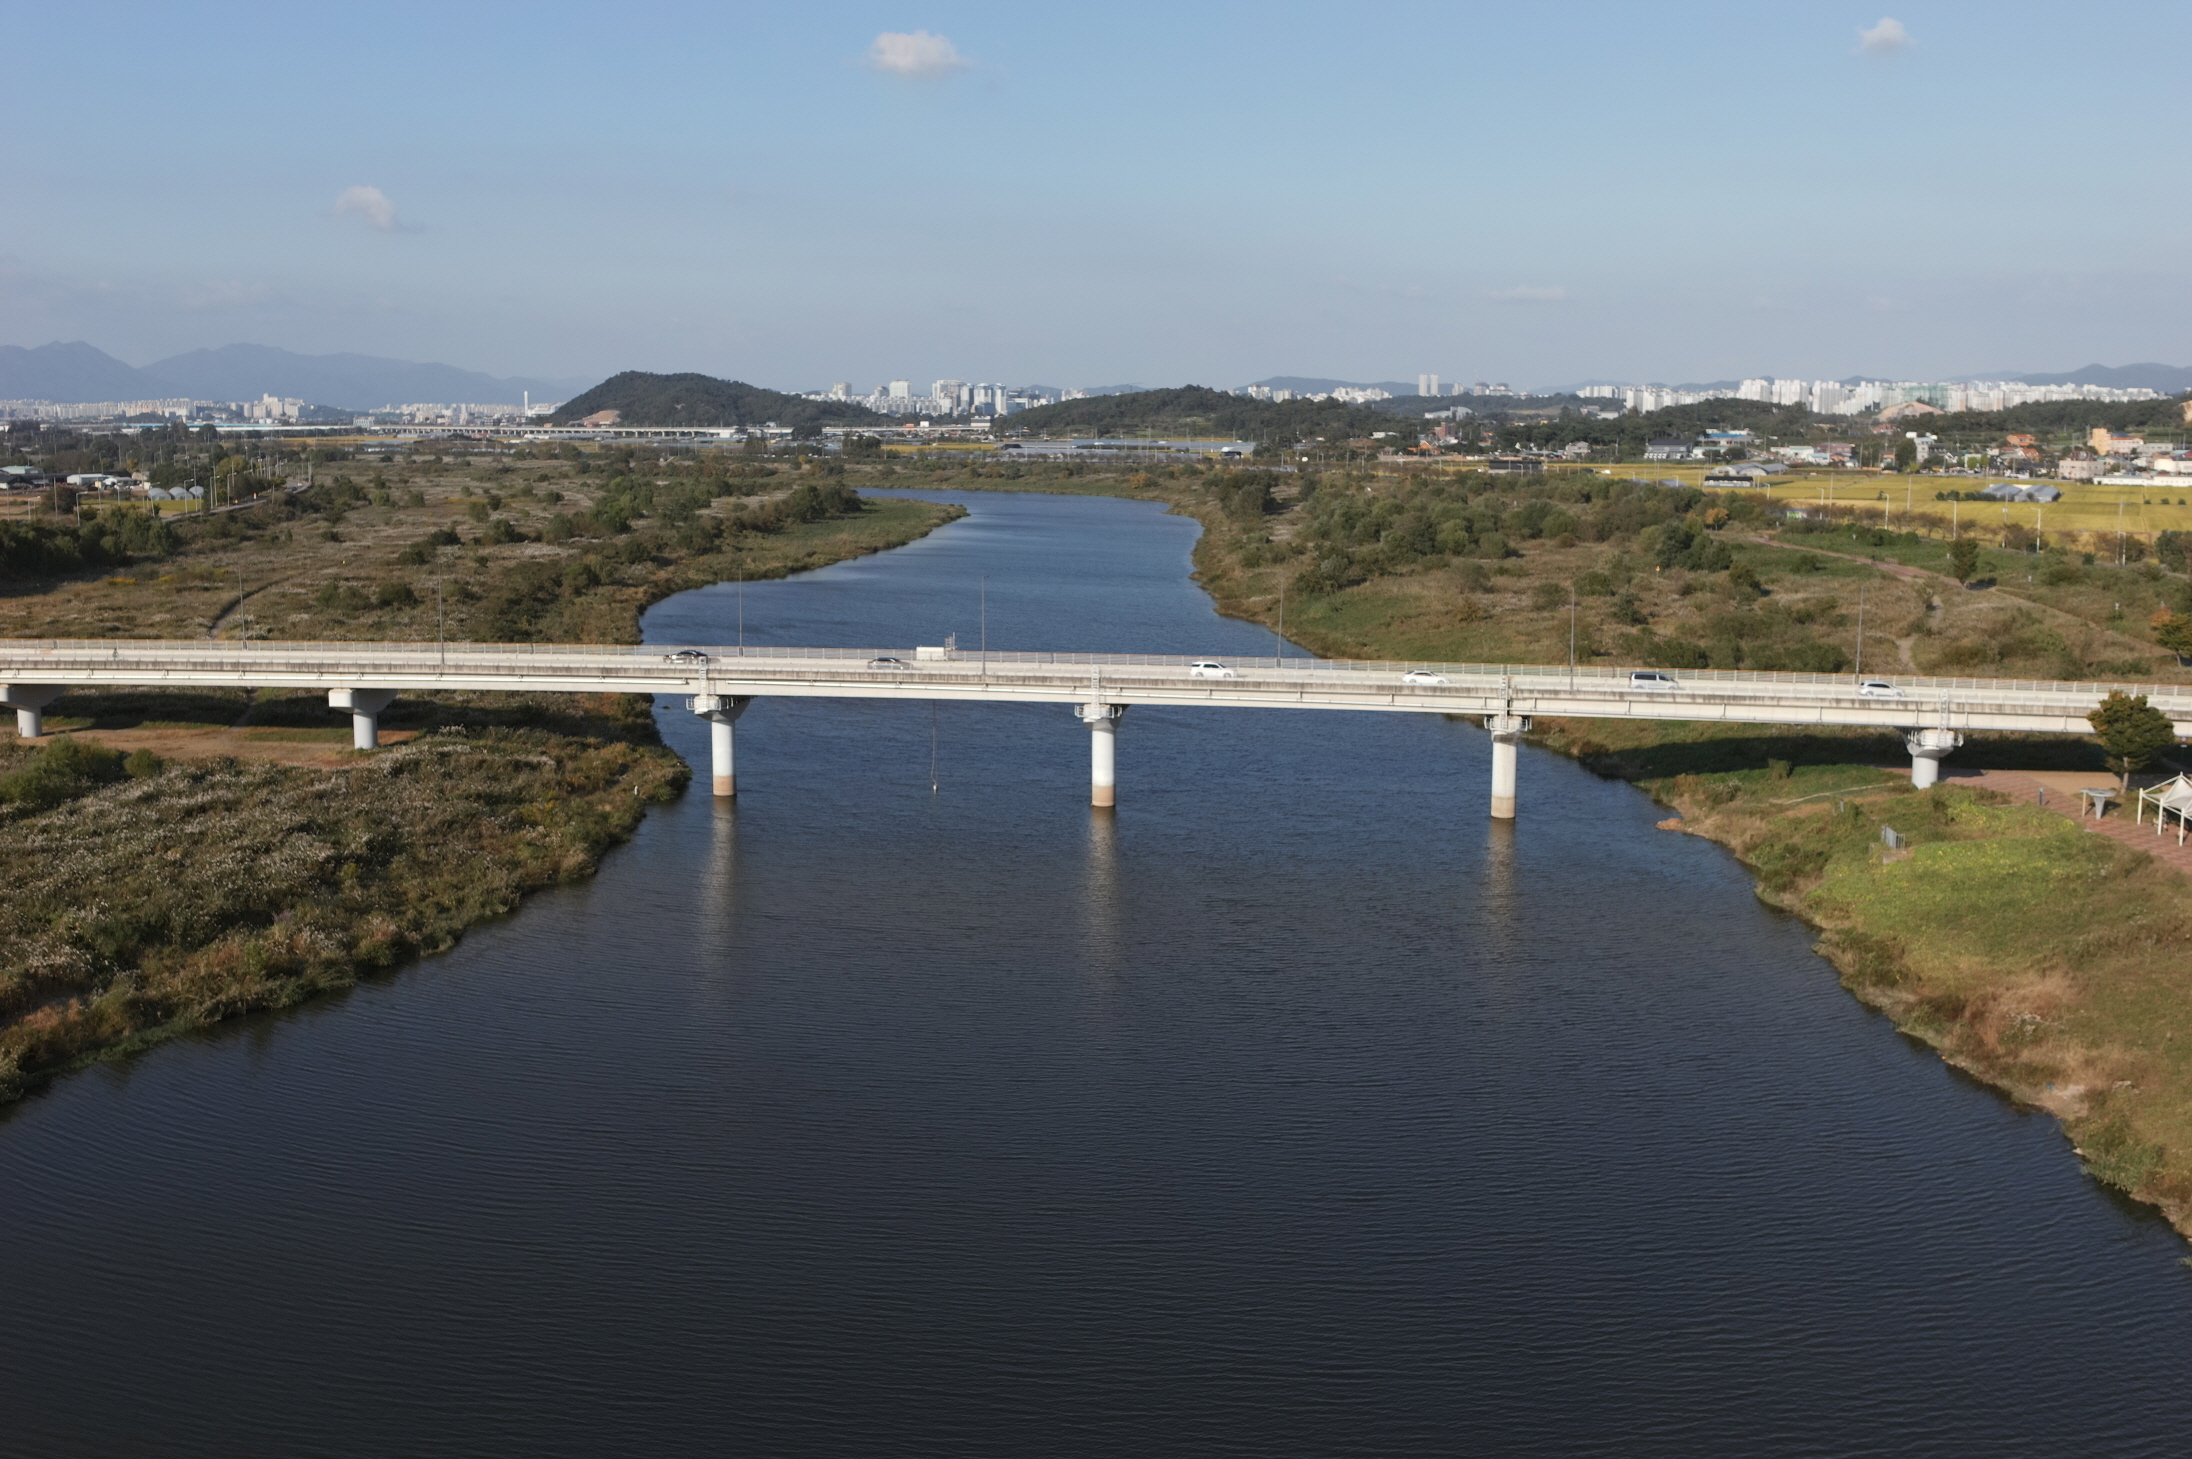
333;185;400;231
1488;284;1568;302
1857;18;1911;56
866;30;970;79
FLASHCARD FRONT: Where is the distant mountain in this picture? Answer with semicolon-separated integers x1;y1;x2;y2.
550;371;889;430
0;339;592;408
0;342;163;403
999;385;1394;440
1248;376;1419;396
138;345;590;410
2007;362;2192;394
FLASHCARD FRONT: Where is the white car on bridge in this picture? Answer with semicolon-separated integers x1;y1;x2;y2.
1401;670;1451;686
1858;679;1905;698
1629;671;1680;690
1188;661;1236;680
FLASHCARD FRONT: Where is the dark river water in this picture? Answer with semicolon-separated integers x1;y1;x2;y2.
6;489;2192;1457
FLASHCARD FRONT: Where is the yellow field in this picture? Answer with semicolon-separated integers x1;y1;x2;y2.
1626;463;2190;540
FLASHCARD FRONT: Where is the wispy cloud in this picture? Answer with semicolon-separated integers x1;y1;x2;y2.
1856;18;1911;56
1488;284;1568;302
866;30;971;79
332;185;401;231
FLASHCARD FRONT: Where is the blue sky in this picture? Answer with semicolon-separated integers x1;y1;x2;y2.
6;1;2187;391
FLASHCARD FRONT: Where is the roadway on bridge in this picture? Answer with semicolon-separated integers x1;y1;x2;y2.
6;639;2188;738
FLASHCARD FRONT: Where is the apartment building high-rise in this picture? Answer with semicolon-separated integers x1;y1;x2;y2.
1418;373;1441;399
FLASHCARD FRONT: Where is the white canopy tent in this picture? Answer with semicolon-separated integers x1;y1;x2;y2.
2135;773;2192;844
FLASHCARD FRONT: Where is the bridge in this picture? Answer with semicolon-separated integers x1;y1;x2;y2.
5;639;2186;817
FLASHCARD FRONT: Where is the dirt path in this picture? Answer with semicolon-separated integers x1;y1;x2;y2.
21;725;418;768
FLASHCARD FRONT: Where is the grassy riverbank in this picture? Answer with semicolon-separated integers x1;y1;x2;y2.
1;446;964;1104
1148;461;2192;1237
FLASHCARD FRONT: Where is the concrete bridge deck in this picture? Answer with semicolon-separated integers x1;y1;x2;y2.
5;639;2186;814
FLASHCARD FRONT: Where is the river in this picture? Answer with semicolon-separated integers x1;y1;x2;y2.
4;488;2190;1456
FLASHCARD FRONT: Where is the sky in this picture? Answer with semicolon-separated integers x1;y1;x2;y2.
6;0;2189;393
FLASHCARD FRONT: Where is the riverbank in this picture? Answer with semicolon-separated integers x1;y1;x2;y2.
1;464;964;1104
1141;467;2192;1238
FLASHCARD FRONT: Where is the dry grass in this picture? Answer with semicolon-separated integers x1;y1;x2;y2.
0;445;967;1104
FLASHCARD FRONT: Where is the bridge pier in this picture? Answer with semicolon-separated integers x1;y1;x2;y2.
2;684;64;739
328;688;399;750
691;694;753;797
1076;702;1126;807
1906;727;1962;789
1485;712;1530;819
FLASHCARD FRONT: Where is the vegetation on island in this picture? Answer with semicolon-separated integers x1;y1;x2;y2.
0;433;963;1106
548;371;887;431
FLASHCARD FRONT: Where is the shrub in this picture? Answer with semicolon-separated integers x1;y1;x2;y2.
1529;581;1567;611
0;735;126;810
374;581;419;609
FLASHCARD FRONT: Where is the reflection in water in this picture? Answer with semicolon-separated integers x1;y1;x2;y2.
1081;808;1122;993
699;795;740;953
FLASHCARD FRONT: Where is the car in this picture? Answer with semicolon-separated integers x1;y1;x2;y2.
1188;661;1236;680
1401;670;1451;686
867;656;910;670
1857;679;1905;698
1628;670;1679;690
662;649;710;664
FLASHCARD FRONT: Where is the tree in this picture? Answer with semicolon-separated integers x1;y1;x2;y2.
2151;609;2192;662
2088;691;2177;793
1893;436;1918;472
1947;535;1981;585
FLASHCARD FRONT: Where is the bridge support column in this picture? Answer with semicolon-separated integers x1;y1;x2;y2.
691;694;752;798
1077;702;1126;807
1485;712;1530;820
1906;727;1962;789
328;688;399;750
1;684;64;739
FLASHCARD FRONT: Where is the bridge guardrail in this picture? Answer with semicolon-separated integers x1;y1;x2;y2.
5;637;2191;712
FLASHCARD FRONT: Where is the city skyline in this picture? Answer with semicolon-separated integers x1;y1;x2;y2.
8;3;2192;388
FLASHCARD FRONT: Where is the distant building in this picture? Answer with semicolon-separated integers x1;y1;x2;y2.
1643;438;1692;461
1979;482;2061;503
2057;456;2102;481
1418;373;1440;398
2092;427;2144;456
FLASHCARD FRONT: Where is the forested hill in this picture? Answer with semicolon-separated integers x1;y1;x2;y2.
998;386;1395;441
550;372;887;431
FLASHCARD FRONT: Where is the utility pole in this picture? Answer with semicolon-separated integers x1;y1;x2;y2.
1569;584;1578;690
1855;582;1865;677
980;574;988;670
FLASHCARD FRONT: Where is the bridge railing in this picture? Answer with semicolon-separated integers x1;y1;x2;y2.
5;637;2191;708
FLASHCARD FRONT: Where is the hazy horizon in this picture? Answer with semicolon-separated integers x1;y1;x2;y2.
11;2;2189;392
